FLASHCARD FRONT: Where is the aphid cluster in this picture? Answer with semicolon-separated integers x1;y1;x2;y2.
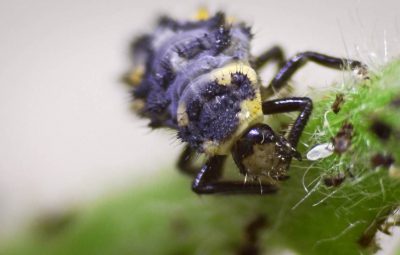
124;11;366;194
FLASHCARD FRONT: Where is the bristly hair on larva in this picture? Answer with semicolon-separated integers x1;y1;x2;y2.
125;12;262;154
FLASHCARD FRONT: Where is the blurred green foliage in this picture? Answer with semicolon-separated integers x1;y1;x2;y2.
1;61;400;255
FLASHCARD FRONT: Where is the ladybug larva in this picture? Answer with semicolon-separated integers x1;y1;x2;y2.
124;10;367;194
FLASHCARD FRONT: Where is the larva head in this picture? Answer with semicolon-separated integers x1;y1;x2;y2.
177;63;263;155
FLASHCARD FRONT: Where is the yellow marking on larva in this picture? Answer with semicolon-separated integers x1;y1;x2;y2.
202;90;263;155
194;7;209;21
127;66;145;87
203;140;219;155
238;92;262;122
210;62;258;87
226;15;237;24
177;103;189;127
131;99;145;112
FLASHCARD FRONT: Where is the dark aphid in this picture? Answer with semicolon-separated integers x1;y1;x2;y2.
237;214;267;255
370;153;394;168
331;93;345;114
358;228;380;252
331;122;354;154
370;120;392;141
323;172;346;187
124;10;367;194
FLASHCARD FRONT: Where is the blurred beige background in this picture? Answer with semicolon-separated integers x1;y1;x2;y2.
0;0;399;253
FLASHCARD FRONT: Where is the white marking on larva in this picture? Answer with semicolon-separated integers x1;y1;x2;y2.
306;142;334;161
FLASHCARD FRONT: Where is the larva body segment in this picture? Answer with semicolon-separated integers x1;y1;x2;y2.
128;13;263;155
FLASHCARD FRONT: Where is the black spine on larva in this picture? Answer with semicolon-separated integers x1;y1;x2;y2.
129;12;255;151
213;25;231;54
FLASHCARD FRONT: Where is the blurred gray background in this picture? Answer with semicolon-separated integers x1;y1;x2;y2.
1;0;399;253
